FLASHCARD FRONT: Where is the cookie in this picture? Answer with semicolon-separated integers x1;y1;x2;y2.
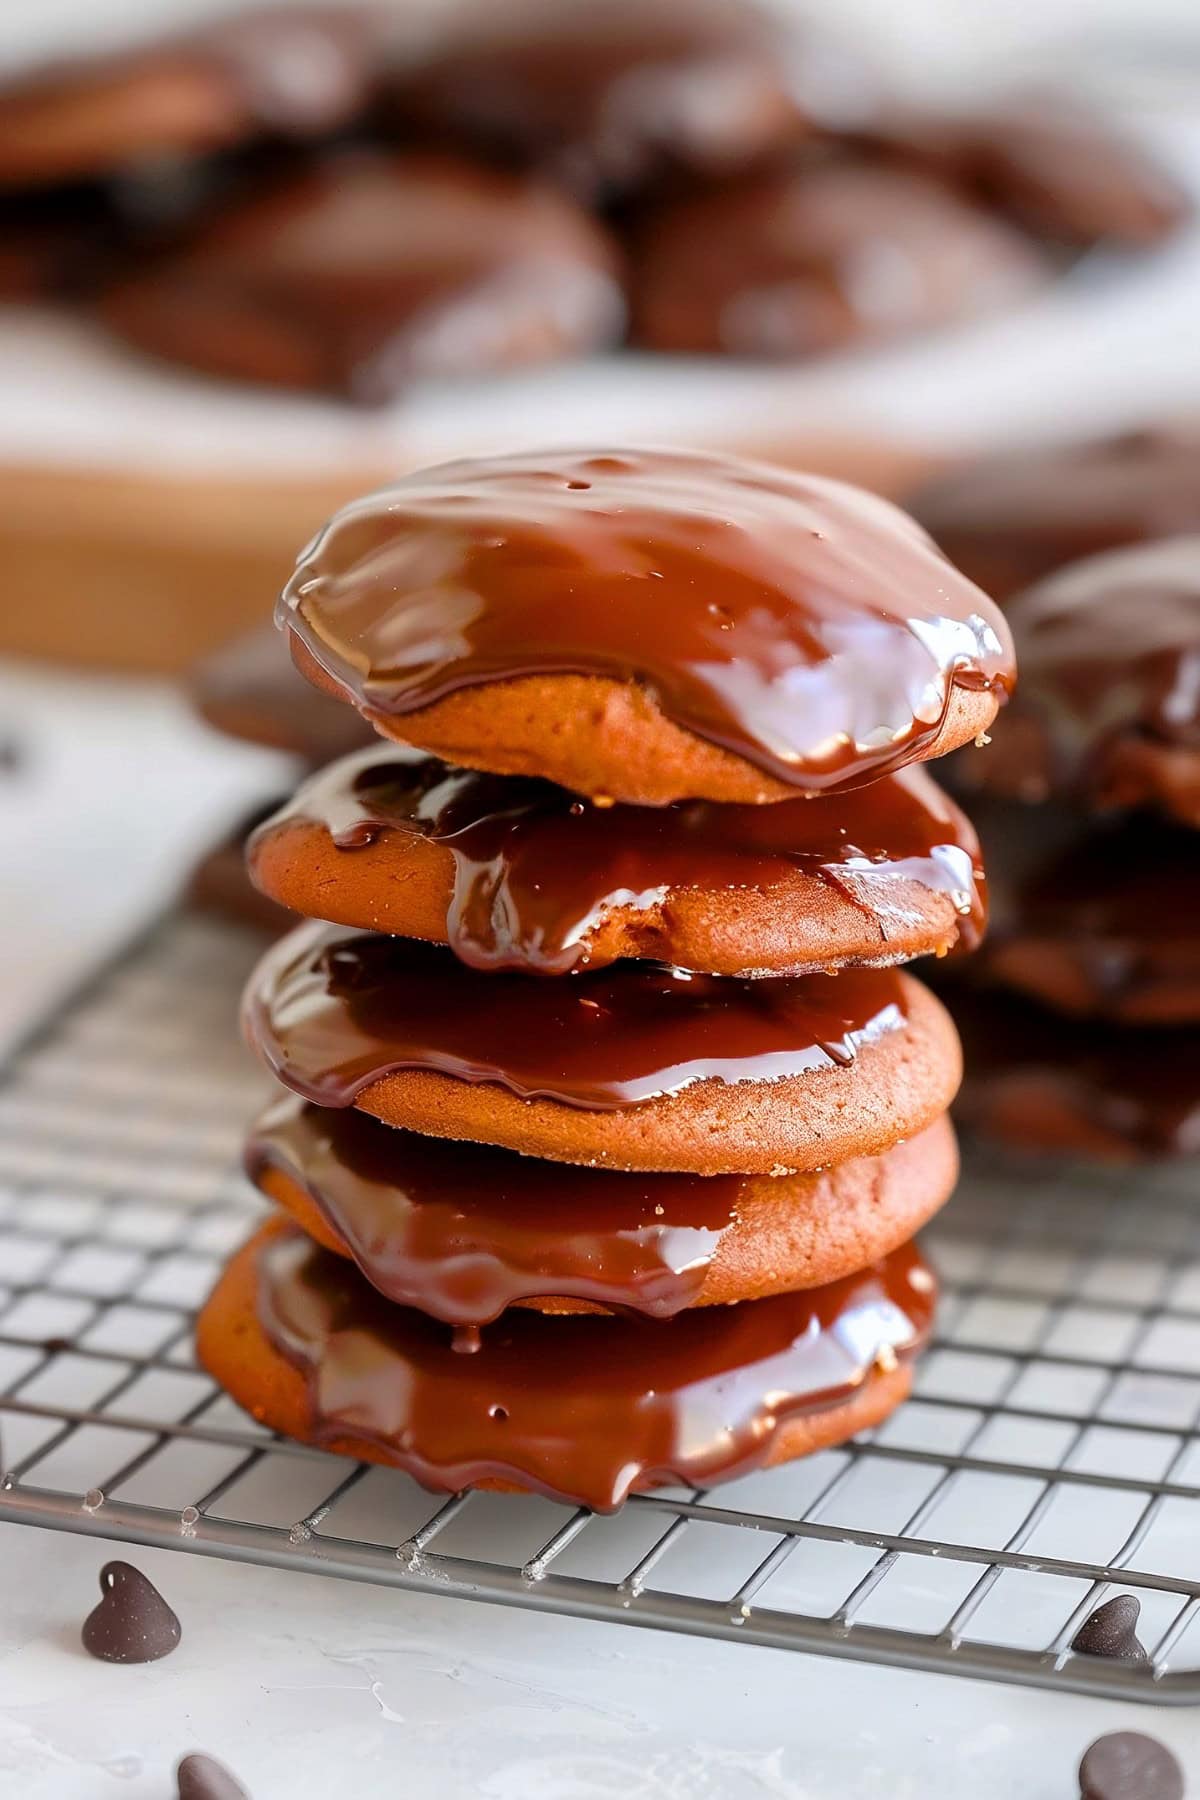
248;748;985;974
243;923;961;1173
99;152;626;403
281;448;1013;805
911;425;1200;603
384;0;856;200
981;813;1200;1026
195;1219;937;1510
0;7;380;188
630;161;1045;358
953;988;1200;1161
954;536;1200;825
192;624;373;764
249;1093;959;1320
859;97;1188;247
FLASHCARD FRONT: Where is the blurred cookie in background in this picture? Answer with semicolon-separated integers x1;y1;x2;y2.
855;95;1190;248
629;159;1047;357
0;5;385;188
911;425;1200;602
954;987;1200;1162
951;535;1200;824
191;623;373;767
98;150;627;401
385;0;874;201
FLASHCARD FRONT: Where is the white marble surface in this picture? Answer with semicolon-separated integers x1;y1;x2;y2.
2;1519;1199;1799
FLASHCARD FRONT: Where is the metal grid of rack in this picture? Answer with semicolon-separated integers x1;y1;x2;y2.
2;912;1200;1702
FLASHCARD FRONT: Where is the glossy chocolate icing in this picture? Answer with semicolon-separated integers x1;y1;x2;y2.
912;425;1200;604
254;1223;936;1509
970;536;1200;810
252;746;986;972
243;921;912;1110
279;448;1012;794
247;1093;741;1321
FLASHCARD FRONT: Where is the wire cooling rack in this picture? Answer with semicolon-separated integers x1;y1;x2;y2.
3;914;1200;1703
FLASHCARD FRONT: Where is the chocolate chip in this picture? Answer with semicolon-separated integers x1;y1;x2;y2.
81;1560;181;1663
1079;1732;1184;1800
177;1751;252;1799
1072;1594;1149;1664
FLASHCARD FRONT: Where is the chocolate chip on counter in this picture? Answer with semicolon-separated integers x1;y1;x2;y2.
1078;1731;1184;1800
177;1751;252;1799
1072;1594;1150;1664
80;1560;181;1663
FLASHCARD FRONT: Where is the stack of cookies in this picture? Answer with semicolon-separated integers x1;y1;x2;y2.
196;448;1014;1511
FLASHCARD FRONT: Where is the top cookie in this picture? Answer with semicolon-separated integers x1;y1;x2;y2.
280;447;1013;806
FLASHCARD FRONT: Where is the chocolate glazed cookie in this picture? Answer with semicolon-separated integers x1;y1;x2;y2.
242;923;962;1173
280;448;1013;805
248;749;985;975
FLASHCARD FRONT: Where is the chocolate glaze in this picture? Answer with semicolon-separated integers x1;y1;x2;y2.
254;1223;936;1510
968;535;1200;811
983;813;1200;1024
243;921;912;1110
912;425;1200;603
953;988;1200;1160
279;448;1012;795
247;1093;740;1321
252;746;986;972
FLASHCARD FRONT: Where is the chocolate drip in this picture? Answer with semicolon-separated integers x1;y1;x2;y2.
278;448;1012;794
255;1224;937;1510
252;747;986;971
243;922;912;1110
247;1094;741;1322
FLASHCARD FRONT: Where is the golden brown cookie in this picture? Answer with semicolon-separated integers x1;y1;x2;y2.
243;923;962;1172
248;747;985;974
99;152;626;402
196;1219;935;1510
281;447;1013;805
249;1094;958;1319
